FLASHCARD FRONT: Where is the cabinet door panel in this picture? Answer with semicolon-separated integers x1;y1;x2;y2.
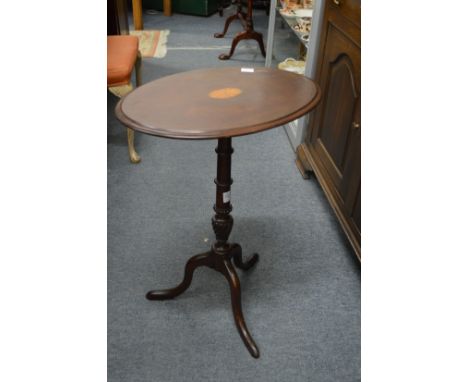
340;97;360;216
318;53;357;174
310;20;360;200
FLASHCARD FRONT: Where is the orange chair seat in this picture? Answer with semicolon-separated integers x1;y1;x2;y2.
107;35;139;87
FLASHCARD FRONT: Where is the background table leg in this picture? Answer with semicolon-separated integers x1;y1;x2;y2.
163;0;172;16
132;0;143;30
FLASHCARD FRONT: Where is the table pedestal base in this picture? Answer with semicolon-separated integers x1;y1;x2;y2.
146;138;261;358
146;244;260;358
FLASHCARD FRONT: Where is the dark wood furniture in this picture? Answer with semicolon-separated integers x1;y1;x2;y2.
296;0;361;259
116;67;320;358
108;0;129;35
214;0;266;60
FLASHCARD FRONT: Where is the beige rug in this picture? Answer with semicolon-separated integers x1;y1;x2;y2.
130;30;170;58
108;83;133;98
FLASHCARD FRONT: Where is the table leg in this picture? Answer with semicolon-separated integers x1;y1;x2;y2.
146;251;213;299
163;0;172;16
218;0;224;16
132;0;143;30
214;12;241;38
146;138;260;359
231;243;259;270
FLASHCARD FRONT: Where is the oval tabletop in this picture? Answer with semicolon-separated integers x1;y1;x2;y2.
115;67;321;139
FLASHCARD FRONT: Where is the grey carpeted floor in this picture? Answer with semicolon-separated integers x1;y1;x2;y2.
108;8;360;382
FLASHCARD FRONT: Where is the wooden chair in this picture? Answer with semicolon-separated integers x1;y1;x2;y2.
107;35;142;163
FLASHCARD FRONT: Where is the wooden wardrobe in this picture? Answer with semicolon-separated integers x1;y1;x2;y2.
296;0;361;259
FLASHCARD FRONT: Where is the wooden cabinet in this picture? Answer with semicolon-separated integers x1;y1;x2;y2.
296;0;361;259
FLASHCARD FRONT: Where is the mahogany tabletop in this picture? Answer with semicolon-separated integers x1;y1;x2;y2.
115;66;320;140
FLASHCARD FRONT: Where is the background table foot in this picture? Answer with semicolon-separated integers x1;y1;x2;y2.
214;13;239;38
250;30;266;57
218;29;265;60
218;53;232;60
217;31;243;60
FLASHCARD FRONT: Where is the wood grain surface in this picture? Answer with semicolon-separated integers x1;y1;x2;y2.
115;67;321;139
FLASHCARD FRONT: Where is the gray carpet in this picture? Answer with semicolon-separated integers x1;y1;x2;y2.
108;8;360;382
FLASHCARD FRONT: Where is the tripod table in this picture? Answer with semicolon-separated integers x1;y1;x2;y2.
115;66;321;358
214;0;266;60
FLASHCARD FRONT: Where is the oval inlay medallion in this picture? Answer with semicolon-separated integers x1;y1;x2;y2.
209;87;242;99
